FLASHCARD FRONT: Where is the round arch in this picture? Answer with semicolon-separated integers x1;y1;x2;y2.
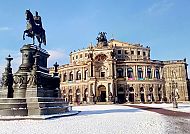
76;89;81;104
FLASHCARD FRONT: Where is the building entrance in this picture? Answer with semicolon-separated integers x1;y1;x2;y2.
97;85;107;102
118;87;125;103
129;87;134;102
100;91;106;102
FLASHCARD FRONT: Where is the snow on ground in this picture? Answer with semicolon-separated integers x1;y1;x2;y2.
0;105;169;134
129;103;190;113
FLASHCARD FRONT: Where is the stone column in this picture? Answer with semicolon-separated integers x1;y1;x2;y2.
106;84;109;102
144;84;148;102
152;66;155;78
82;67;84;81
73;68;76;82
113;62;117;79
153;84;158;102
89;83;94;103
144;66;147;79
115;83;118;103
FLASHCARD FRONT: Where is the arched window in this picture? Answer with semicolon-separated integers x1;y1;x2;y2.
63;73;67;82
69;71;73;81
84;88;88;102
76;89;80;103
148;87;154;102
95;54;107;62
158;87;162;101
101;72;105;77
140;87;145;102
129;87;134;92
62;90;67;101
138;67;143;79
84;70;88;80
155;68;160;79
117;68;123;78
147;67;152;79
76;71;81;80
127;68;133;79
140;87;144;93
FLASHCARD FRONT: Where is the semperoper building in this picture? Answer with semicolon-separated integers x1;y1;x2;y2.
50;32;189;104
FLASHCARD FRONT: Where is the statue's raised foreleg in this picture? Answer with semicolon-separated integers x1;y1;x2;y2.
33;36;35;45
23;30;26;40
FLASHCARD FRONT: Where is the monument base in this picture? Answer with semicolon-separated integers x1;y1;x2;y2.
0;44;71;117
0;97;71;116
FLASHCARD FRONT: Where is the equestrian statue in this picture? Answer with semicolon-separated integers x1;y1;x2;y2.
23;10;46;48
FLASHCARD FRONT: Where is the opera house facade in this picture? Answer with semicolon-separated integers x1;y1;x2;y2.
50;33;189;104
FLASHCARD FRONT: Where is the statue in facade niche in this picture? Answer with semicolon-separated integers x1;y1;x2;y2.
23;10;46;48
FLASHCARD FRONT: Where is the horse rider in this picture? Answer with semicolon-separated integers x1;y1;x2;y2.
34;11;42;28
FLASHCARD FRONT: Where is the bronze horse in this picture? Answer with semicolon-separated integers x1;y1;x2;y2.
23;10;46;47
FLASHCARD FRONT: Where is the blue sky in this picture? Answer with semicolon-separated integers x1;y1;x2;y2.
0;0;190;75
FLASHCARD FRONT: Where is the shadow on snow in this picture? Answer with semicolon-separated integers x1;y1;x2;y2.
76;108;141;116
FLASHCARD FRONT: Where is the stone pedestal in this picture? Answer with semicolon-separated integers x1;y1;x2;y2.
0;44;70;116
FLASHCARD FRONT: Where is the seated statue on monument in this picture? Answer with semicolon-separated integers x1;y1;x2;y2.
0;10;72;117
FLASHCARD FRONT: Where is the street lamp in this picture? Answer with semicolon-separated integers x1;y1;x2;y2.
88;43;96;104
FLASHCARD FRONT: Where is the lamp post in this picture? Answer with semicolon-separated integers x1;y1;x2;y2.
88;44;96;104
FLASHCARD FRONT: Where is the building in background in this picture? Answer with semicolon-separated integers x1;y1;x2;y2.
50;33;189;104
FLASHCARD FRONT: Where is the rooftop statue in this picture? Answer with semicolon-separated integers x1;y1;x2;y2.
96;32;107;43
23;10;46;48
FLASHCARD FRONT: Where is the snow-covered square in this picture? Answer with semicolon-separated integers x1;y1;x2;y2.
1;104;190;134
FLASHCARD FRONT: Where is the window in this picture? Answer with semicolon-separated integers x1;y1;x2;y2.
73;57;74;60
76;55;78;59
76;71;81;80
147;68;152;79
143;52;146;56
118;50;122;54
95;54;107;61
69;72;73;81
85;53;88;57
155;68;160;79
68;89;72;103
63;73;67;82
137;51;140;55
138;67;143;79
80;54;82;58
84;70;88;80
125;50;128;54
101;72;105;77
131;51;134;55
117;68;123;78
127;68;133;78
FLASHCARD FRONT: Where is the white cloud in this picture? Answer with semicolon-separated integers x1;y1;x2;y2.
0;27;12;31
47;49;67;67
147;0;174;15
